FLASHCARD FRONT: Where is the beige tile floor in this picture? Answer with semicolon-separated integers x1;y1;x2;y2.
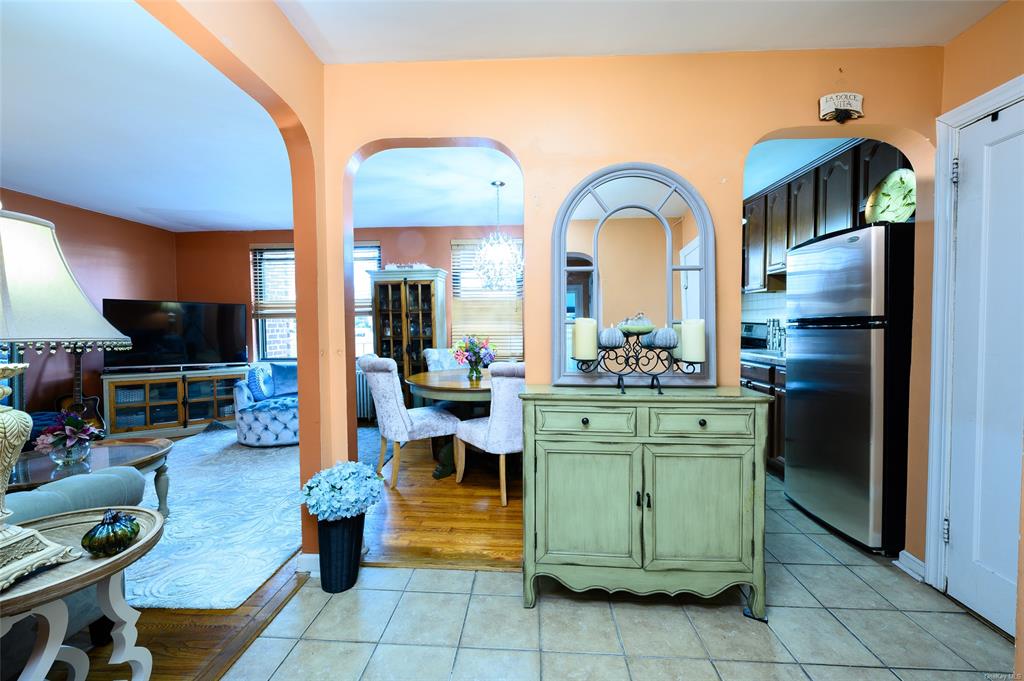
226;476;1014;681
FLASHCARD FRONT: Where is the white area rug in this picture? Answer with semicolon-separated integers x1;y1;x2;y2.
125;428;301;609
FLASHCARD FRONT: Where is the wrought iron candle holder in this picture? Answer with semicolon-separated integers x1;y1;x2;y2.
573;332;701;395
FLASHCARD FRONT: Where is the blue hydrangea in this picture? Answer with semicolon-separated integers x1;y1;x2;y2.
301;461;385;521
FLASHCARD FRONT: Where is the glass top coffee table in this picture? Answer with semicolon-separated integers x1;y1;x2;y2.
9;438;174;516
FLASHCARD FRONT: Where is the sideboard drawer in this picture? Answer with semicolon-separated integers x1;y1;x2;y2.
649;407;754;438
535;406;637;436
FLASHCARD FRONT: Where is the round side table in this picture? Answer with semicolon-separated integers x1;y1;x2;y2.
0;507;164;681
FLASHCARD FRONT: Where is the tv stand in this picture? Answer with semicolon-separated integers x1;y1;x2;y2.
101;367;247;439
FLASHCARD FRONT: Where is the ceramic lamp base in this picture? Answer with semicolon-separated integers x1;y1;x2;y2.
0;363;81;591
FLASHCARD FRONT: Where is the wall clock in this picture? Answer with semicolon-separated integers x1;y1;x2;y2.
865;168;916;223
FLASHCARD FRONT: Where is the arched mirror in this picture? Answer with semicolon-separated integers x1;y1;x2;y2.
552;163;717;387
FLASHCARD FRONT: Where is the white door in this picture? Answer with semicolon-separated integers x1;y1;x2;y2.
679;240;701;319
947;98;1024;633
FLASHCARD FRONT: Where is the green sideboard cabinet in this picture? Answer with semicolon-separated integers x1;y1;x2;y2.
521;385;771;620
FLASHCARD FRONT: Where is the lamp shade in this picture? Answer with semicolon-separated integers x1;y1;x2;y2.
0;207;131;353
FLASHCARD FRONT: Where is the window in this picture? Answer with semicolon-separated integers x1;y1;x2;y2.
451;239;524;360
354;242;381;357
251;246;297;360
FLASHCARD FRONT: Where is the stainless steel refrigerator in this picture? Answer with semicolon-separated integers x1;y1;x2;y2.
785;222;914;554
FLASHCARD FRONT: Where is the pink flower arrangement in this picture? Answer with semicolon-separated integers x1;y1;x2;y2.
451;336;495;367
33;410;104;452
450;336;495;380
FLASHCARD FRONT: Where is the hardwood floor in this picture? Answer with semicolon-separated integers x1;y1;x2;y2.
364;438;524;570
53;554;306;681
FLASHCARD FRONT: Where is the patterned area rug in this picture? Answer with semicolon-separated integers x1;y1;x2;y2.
125;428;301;609
357;425;388;469
124;425;386;609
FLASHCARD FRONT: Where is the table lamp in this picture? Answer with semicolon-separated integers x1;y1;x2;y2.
0;203;131;590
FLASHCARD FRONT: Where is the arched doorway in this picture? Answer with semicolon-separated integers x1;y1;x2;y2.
346;139;527;569
739;130;931;568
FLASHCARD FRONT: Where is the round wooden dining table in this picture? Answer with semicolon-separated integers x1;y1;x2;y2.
406;369;492;402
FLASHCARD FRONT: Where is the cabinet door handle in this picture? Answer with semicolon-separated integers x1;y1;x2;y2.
698;418;708;427
645;493;652;509
581;417;590;426
635;491;642;507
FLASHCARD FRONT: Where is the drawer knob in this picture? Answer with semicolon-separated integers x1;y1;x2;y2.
698;418;708;427
581;417;590;426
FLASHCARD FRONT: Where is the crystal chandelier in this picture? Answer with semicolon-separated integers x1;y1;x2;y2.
475;180;523;291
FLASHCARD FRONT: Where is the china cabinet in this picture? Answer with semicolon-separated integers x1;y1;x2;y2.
369;268;447;390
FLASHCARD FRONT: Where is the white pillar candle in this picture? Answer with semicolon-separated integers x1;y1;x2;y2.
680;319;706;363
573;317;598;361
672;323;684;360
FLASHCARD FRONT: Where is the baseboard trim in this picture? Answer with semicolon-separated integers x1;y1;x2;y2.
893;550;926;581
297;552;320;577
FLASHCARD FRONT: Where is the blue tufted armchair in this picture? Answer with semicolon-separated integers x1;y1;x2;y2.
234;363;300;446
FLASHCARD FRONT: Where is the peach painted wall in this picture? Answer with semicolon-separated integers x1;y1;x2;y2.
0;188;178;412
136;0;1024;573
174;230;294;361
941;1;1024;113
318;49;944;568
355;225;524;345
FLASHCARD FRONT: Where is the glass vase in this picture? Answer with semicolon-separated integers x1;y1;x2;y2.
467;362;483;381
48;441;92;467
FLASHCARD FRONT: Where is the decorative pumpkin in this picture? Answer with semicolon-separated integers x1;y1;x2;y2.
598;326;626;349
617;312;656;335
81;509;141;557
640;326;679;349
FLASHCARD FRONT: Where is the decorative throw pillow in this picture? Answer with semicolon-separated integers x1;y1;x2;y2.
247;366;273;401
270;362;299;396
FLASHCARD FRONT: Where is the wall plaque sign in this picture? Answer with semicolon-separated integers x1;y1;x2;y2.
819;92;864;123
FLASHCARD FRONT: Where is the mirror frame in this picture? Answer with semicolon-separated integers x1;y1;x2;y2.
551;162;718;388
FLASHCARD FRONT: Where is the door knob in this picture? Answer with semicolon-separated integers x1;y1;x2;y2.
581;417;590;426
698;418;708;427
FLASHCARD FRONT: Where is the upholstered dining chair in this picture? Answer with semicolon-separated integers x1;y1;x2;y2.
424;347;461;371
453;361;526;506
357;354;461;488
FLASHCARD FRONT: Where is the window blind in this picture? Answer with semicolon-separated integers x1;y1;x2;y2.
450;239;524;361
251;247;296;319
354;242;382;315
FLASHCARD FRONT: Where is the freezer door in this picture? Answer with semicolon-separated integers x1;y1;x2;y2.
787;224;886;320
784;326;885;548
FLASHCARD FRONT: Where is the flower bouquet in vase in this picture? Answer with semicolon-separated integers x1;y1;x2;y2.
302;462;385;592
33;410;104;466
451;336;495;381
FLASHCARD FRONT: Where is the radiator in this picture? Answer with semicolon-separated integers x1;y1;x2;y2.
356;367;375;421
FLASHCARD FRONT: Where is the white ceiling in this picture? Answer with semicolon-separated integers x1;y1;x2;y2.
0;1;293;232
2;2;997;234
354;147;524;227
277;0;1000;64
744;139;853;198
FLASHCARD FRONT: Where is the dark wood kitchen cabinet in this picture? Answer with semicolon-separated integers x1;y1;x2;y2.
789;170;817;248
765;185;789;274
772;367;786;471
817;149;855;236
857;140;911;223
742;196;767;292
740;360;776;466
740;359;786;472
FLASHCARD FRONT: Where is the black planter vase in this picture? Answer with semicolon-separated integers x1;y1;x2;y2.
317;514;365;593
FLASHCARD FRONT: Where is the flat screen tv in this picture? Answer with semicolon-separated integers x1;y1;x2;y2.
103;299;248;369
